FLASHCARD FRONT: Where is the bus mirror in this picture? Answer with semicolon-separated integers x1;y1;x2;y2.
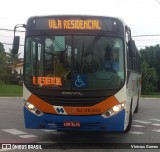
12;36;20;54
128;40;136;57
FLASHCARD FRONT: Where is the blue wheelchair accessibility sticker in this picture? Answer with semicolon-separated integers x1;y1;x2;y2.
72;74;87;89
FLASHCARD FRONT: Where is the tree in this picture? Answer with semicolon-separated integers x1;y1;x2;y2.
141;61;158;94
6;49;21;72
0;42;6;64
5;49;22;84
140;44;160;92
0;43;22;84
0;42;11;84
0;42;5;53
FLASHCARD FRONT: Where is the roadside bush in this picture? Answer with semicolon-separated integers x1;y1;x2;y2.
0;67;12;84
141;61;158;94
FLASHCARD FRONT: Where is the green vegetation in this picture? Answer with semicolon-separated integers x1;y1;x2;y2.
141;61;158;94
0;42;22;85
140;44;160;94
0;84;22;97
141;92;160;98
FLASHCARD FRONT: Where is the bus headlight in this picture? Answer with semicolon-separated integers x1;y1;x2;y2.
24;102;43;116
102;102;126;118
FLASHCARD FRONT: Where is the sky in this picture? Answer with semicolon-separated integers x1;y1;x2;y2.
1;0;160;57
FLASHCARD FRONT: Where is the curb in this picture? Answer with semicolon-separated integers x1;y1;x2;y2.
140;98;160;100
0;97;22;99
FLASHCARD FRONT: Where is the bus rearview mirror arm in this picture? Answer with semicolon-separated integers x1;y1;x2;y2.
12;24;26;54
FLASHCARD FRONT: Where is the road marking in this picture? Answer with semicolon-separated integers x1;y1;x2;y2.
0;149;13;152
129;131;144;135
152;129;160;133
153;129;160;132
133;120;151;124
151;123;160;127
2;129;27;135
150;119;160;122
132;125;145;127
18;134;37;138
1;128;37;139
41;129;57;132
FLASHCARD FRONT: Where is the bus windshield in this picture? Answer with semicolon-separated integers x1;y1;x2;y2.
24;35;124;90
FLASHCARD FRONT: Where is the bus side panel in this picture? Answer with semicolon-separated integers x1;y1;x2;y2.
127;72;141;113
115;84;130;131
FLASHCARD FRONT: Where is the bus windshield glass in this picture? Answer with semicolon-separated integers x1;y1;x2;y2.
24;35;124;90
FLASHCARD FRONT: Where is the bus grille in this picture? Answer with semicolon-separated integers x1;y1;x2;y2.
38;95;107;107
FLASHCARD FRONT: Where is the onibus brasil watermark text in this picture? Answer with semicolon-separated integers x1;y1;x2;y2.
1;144;42;150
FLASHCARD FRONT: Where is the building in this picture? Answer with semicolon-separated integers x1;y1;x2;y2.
11;58;23;75
15;62;23;75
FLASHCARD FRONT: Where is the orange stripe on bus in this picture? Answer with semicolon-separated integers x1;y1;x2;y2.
27;94;56;114
64;96;119;115
27;94;120;115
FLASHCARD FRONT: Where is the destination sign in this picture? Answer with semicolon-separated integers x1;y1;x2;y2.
32;76;62;86
48;19;101;30
33;16;118;31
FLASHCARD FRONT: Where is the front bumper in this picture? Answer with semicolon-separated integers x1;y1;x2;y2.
24;107;125;132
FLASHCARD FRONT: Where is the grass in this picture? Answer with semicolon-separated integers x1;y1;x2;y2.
0;84;23;97
141;92;160;98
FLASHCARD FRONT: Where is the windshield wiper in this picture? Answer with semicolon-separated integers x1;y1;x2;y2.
83;32;103;56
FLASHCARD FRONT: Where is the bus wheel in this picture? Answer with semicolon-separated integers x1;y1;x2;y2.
124;106;132;133
134;94;140;113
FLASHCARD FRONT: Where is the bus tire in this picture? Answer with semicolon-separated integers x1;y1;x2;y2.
124;105;132;133
134;93;140;113
134;99;139;113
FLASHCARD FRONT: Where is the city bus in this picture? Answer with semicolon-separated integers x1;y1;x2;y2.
12;15;141;132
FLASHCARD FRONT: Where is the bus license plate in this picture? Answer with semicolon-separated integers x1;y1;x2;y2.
64;121;80;127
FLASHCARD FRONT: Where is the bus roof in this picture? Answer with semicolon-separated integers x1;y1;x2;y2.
27;14;127;25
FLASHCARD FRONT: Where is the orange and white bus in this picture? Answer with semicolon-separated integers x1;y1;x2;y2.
13;15;141;132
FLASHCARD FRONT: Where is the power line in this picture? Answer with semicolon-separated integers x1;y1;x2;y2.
134;38;160;41
155;0;160;5
133;34;160;37
0;34;25;39
1;42;24;46
0;35;13;38
0;28;25;32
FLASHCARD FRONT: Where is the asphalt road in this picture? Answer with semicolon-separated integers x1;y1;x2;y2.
0;97;160;152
